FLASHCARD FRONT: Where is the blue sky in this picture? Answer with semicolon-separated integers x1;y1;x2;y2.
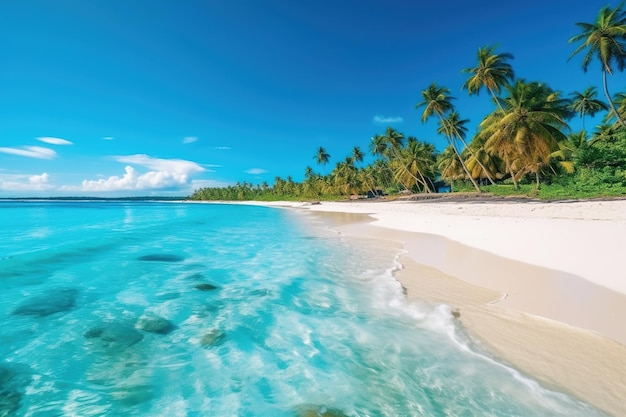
1;0;625;197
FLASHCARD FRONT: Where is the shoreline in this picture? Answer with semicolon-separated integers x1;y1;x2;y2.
234;199;626;416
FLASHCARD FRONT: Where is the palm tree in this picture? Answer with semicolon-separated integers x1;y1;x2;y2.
569;86;608;132
590;122;619;145
462;44;515;111
416;82;455;123
369;134;396;191
330;157;360;197
417;82;481;191
437;146;465;188
314;146;330;174
351;146;365;169
381;127;426;192
394;137;436;192
568;1;626;127
440;111;495;185
604;91;626;125
369;134;388;159
482;80;570;189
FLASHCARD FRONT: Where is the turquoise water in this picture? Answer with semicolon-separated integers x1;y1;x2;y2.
0;201;607;417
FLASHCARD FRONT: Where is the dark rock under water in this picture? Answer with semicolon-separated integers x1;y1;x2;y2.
135;313;176;335
12;287;79;317
0;362;31;417
84;323;144;351
200;329;226;347
194;283;219;291
137;254;184;262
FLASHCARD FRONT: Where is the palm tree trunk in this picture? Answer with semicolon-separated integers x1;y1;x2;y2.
505;156;519;189
603;69;626;128
456;137;496;185
415;167;432;193
535;169;540;190
436;114;481;192
489;87;505;113
450;139;481;192
582;109;586;133
390;147;431;193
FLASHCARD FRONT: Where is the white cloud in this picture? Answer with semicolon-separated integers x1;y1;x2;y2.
216;146;231;150
0;172;53;191
102;136;114;141
80;154;206;192
245;168;267;175
0;146;57;159
29;172;50;184
37;137;73;145
372;115;404;124
183;136;198;144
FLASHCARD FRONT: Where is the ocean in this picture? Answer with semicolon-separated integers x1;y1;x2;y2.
0;201;607;416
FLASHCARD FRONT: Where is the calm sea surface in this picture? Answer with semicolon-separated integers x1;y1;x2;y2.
0;201;607;416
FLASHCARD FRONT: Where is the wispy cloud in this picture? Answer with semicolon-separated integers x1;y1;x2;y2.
245;168;267;175
37;137;73;145
0;146;57;159
80;154;206;192
216;146;231;150
372;115;404;124
102;136;114;141
183;136;198;144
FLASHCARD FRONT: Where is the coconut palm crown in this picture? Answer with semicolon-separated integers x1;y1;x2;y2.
462;44;515;110
568;1;626;126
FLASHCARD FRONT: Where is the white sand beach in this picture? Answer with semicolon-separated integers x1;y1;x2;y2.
244;198;626;416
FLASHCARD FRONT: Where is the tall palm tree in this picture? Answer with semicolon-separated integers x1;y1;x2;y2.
314;146;330;174
482;80;570;189
417;82;481;191
569;86;608;132
569;1;626;127
416;82;456;123
462;45;515;111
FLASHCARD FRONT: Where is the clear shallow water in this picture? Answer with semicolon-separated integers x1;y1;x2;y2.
0;201;607;417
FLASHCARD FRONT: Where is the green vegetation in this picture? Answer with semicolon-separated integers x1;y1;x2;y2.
190;3;626;202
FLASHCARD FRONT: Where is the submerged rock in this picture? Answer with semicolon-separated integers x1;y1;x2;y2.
200;329;226;348
293;404;350;417
0;363;31;417
137;254;184;262
135;313;176;335
194;283;219;291
84;323;144;350
12;287;78;317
